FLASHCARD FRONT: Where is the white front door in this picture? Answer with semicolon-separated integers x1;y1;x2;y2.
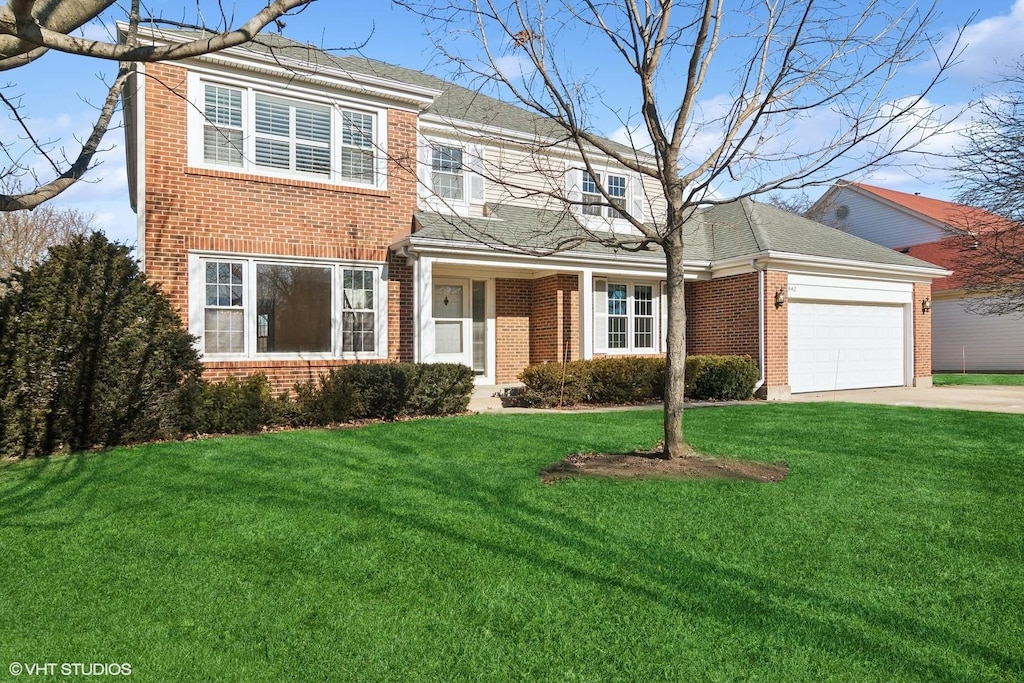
428;278;472;366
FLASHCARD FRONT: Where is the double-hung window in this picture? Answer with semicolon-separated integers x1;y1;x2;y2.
195;77;383;187
431;144;464;201
598;280;658;353
582;171;627;218
195;256;386;359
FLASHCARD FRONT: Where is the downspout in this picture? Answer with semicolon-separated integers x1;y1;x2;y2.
751;258;766;394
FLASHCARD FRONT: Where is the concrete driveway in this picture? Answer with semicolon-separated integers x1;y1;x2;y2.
788;384;1024;414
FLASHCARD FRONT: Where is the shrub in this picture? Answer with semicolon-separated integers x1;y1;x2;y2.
684;355;759;401
293;370;360;427
0;233;201;457
343;363;412;420
407;363;475;416
519;354;758;406
518;361;591;407
586;357;665;404
192;374;293;434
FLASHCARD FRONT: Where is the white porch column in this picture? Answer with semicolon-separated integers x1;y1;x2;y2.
579;268;594;360
414;256;434;363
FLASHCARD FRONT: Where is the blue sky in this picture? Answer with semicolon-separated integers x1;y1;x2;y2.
7;0;1023;246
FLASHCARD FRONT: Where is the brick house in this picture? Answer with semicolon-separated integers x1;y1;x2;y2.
122;28;947;398
811;182;1024;372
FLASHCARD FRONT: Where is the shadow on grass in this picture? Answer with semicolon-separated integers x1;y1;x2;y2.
1;407;1022;679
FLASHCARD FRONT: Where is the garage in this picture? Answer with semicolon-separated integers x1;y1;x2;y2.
786;275;911;394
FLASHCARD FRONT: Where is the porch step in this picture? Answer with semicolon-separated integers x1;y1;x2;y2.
468;384;521;412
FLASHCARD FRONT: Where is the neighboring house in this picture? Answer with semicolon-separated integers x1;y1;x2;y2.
121;27;946;398
810;182;1024;372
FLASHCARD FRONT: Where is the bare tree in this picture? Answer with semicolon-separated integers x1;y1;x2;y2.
0;0;317;211
948;59;1024;316
402;0;962;457
0;188;94;274
765;191;813;217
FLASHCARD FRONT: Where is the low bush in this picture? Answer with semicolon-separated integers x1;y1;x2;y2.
518;361;591;407
684;355;759;401
193;363;475;435
407;363;475;416
519;354;759;406
192;374;293;434
586;357;665;404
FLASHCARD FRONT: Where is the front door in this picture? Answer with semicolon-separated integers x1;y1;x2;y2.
429;278;472;366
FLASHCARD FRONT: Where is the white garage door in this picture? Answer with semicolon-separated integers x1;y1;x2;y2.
789;302;906;393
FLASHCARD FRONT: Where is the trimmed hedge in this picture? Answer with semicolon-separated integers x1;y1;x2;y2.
518;354;758;407
684;354;759;401
194;363;474;435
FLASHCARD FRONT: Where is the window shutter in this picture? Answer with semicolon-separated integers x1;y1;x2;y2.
594;278;608;353
567;167;583;215
632;184;645;223
468;143;486;205
660;280;668;353
417;139;433;199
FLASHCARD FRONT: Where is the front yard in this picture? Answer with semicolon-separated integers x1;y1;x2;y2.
1;404;1022;681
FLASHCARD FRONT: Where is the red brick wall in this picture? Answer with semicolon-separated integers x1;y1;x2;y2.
914;282;932;378
763;271;788;390
530;274;579;367
686;273;760;359
140;62;418;391
495;278;532;383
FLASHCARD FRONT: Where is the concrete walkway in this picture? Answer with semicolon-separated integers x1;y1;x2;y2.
469;384;1024;414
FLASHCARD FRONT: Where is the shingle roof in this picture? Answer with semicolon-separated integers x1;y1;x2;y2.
412;199;943;271
850;183;1010;233
162;29;636;154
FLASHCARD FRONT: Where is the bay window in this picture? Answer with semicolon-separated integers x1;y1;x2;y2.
194;256;386;359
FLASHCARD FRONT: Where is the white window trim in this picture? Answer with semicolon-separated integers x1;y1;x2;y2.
187;71;389;190
595;278;661;355
188;252;389;361
419;134;486;215
568;163;645;230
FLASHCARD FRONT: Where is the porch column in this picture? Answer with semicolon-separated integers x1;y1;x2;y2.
414;256;434;363
579;268;594;360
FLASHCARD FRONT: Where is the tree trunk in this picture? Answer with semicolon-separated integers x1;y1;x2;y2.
662;231;693;459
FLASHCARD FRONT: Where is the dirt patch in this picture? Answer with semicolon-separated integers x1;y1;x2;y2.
540;443;787;484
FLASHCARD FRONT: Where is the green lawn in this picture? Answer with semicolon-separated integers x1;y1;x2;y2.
1;405;1022;682
934;373;1024;386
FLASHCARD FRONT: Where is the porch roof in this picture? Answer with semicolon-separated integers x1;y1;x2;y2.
408;199;947;273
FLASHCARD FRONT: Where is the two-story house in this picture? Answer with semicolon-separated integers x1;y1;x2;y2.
810;182;1024;373
122;27;947;398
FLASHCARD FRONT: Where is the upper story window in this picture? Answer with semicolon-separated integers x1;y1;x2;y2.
582;171;627;218
191;75;386;188
431;144;464;201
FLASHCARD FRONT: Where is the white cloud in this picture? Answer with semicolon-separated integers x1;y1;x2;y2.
492;54;535;82
945;0;1024;84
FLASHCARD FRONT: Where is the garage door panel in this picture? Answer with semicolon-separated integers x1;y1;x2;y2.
789;302;905;393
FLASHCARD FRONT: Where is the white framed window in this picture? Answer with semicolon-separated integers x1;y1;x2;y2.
431;144;465;201
192;254;388;360
189;73;387;188
594;278;659;353
582;171;627;218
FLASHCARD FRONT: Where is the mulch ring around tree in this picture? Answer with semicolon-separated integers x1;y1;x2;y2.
539;442;788;484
